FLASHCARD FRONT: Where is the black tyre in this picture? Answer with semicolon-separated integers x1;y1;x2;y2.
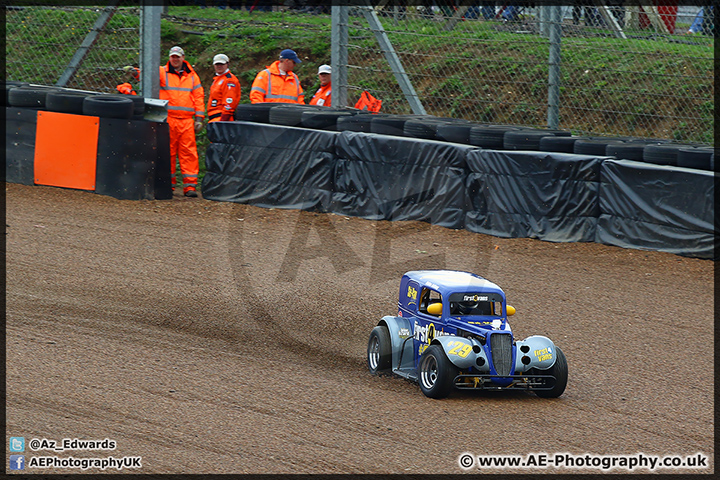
436;122;479;144
371;114;413;136
106;93;144;115
234;103;276;123
533;346;568;398
3;81;29;106
538;135;590;153
503;128;571;150
642;143;694;166
573;138;628;156
46;91;91;115
269;104;322;126
418;344;457;399
469;125;522;149
8;86;59;108
402;116;457;140
337;113;376;132
367;326;392;375
82;95;133;119
605;140;656;161
676;146;714;170
300;109;353;130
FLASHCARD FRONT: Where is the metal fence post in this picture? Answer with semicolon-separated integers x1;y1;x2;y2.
360;5;426;115
547;6;562;130
331;5;349;108
140;3;162;99
55;2;119;87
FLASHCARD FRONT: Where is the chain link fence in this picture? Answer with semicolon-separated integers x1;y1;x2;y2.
4;2;714;144
345;3;713;143
5;3;141;93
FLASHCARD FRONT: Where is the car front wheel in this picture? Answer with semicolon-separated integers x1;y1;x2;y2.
367;326;391;375
418;344;457;399
533;346;568;398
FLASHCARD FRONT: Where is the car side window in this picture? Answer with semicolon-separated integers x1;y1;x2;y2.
419;288;442;317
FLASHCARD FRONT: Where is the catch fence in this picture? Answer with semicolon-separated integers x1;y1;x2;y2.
343;3;713;143
4;2;714;144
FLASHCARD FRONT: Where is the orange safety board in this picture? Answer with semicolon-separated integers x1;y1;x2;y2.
34;111;100;191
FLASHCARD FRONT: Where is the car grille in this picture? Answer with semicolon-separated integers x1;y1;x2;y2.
490;333;512;376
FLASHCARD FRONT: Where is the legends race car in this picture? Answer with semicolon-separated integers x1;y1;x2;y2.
367;270;568;399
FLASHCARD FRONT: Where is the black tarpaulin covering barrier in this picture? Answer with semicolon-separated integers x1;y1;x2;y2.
596;159;716;259
154;121;172;200
202;121;337;210
465;150;604;242
5;107;38;185
331;132;472;228
95;118;158;200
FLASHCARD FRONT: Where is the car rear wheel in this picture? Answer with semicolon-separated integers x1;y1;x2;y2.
367;326;391;375
418;344;457;399
533;346;568;398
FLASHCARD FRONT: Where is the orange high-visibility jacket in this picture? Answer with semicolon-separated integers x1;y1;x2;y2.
116;82;137;95
308;83;331;106
159;61;205;119
250;60;304;104
207;70;241;122
354;90;382;112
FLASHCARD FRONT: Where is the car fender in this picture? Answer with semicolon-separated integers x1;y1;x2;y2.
514;335;557;371
378;316;414;370
432;335;487;369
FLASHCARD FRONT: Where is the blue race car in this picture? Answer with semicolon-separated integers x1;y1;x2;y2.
367;270;568;399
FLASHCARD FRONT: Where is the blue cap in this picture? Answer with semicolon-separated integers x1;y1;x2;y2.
279;49;301;63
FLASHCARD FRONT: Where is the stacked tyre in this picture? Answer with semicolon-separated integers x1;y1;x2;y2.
82;95;134;119
503;128;572;150
7;85;61;109
5;84;141;121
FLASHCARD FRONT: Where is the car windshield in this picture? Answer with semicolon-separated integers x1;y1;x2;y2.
448;292;503;316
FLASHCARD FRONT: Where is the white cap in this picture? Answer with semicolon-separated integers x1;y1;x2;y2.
169;46;184;57
213;54;229;65
318;64;332;74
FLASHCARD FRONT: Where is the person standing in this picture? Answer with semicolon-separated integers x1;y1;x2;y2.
250;48;304;104
159;46;205;197
207;53;241;122
308;64;332;106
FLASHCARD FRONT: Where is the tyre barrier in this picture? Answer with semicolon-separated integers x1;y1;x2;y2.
202;121;714;260
5;84;170;201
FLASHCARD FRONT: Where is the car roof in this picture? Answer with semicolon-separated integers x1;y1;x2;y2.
403;270;505;297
